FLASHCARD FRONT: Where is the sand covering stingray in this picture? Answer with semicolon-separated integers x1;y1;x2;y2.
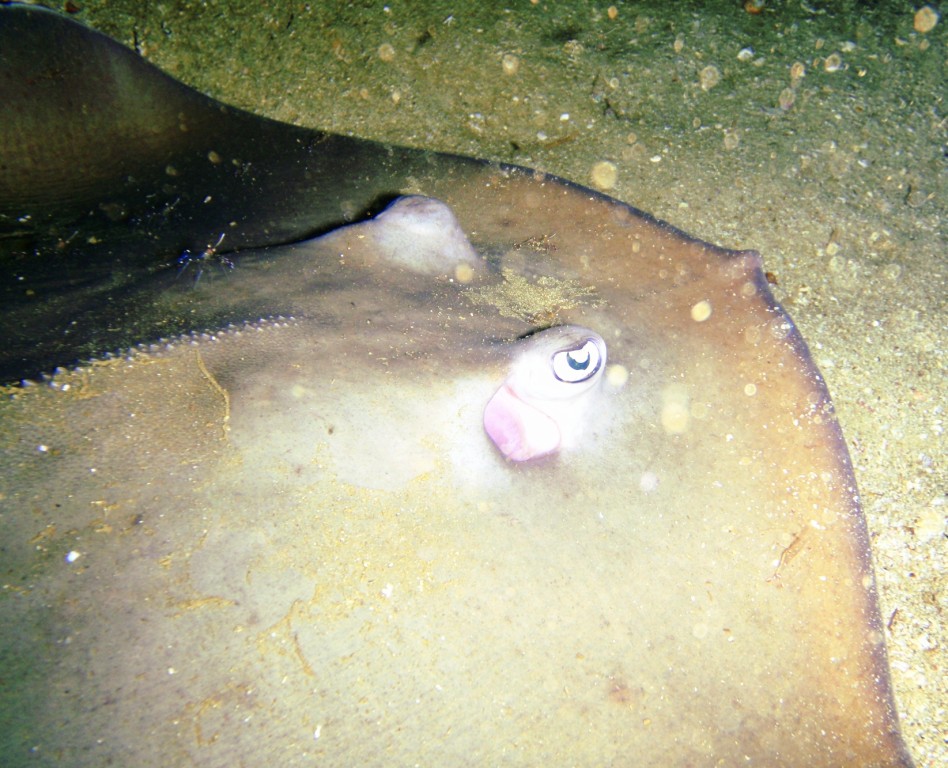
0;5;913;766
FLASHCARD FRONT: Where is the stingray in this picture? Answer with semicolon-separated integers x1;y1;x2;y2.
0;5;915;767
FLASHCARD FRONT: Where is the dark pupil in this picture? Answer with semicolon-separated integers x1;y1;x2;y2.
567;349;590;371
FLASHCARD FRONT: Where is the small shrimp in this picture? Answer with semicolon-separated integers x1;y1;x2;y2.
176;233;232;284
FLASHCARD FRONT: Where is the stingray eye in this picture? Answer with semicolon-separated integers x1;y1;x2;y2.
551;338;603;383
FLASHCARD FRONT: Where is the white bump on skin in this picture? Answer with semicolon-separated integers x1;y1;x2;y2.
371;196;480;275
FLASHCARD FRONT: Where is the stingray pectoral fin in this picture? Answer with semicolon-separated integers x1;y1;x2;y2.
483;385;561;462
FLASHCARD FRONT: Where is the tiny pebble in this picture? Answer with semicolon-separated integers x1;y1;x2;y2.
699;65;721;90
501;53;519;76
590;160;618;190
914;5;939;33
824;53;843;72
